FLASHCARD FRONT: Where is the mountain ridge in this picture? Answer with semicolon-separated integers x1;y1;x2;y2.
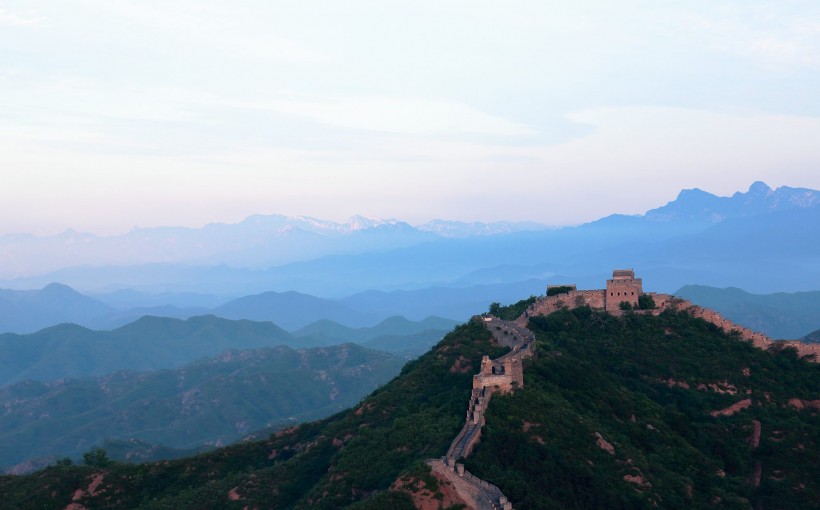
0;343;405;472
1;182;817;297
0;313;454;387
1;301;817;509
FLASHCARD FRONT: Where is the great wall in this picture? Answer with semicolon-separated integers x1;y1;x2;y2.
424;269;819;510
519;269;820;360
427;316;534;510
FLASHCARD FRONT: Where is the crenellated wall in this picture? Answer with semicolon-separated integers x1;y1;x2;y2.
653;295;819;360
428;316;534;510
520;280;819;363
520;290;606;323
428;458;512;510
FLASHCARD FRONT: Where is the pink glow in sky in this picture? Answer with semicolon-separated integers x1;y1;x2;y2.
1;1;819;235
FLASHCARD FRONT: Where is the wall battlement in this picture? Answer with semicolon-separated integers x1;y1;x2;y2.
519;269;819;362
429;315;535;510
655;295;820;359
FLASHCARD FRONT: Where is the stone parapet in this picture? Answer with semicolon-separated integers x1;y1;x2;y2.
429;316;535;510
657;296;818;360
428;458;513;510
518;280;818;363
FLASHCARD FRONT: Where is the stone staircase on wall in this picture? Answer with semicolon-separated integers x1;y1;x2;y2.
427;315;536;510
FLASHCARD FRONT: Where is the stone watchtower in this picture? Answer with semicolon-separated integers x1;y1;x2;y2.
604;269;642;311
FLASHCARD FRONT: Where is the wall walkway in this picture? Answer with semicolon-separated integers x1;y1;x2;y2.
427;316;535;510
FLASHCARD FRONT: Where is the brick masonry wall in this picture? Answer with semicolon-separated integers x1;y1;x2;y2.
428;316;534;510
604;278;642;311
656;295;820;360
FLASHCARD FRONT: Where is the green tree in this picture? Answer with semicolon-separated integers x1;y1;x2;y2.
82;448;111;468
619;301;632;311
638;294;656;310
547;286;574;297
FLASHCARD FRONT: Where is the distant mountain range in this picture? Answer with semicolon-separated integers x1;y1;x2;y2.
0;306;458;473
675;285;820;339
0;283;114;333
0;343;405;472
292;315;458;342
0;215;546;279
0;283;472;334
1;182;816;298
211;290;375;329
0;315;289;386
2;277;818;346
0;314;457;386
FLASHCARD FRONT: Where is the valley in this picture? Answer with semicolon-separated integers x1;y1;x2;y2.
1;274;818;509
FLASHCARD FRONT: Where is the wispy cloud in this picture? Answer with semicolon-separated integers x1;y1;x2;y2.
1;1;819;234
79;0;328;63
0;7;42;26
259;96;537;136
683;5;820;68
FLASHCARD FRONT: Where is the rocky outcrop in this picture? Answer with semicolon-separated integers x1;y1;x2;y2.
710;399;752;417
393;471;469;510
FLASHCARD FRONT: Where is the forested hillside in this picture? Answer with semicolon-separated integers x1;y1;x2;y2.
1;306;817;509
0;344;404;473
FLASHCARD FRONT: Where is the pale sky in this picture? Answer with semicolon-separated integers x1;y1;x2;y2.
1;1;819;235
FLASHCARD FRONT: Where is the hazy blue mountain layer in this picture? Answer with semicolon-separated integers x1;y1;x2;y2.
0;315;293;386
0;216;545;279
293;316;461;359
1;182;816;297
676;285;820;339
0;343;405;472
0;280;533;334
0;314;453;387
337;279;551;321
211;290;378;330
292;315;458;342
0;283;114;334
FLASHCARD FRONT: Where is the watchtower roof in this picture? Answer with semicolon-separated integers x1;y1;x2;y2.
611;269;635;280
